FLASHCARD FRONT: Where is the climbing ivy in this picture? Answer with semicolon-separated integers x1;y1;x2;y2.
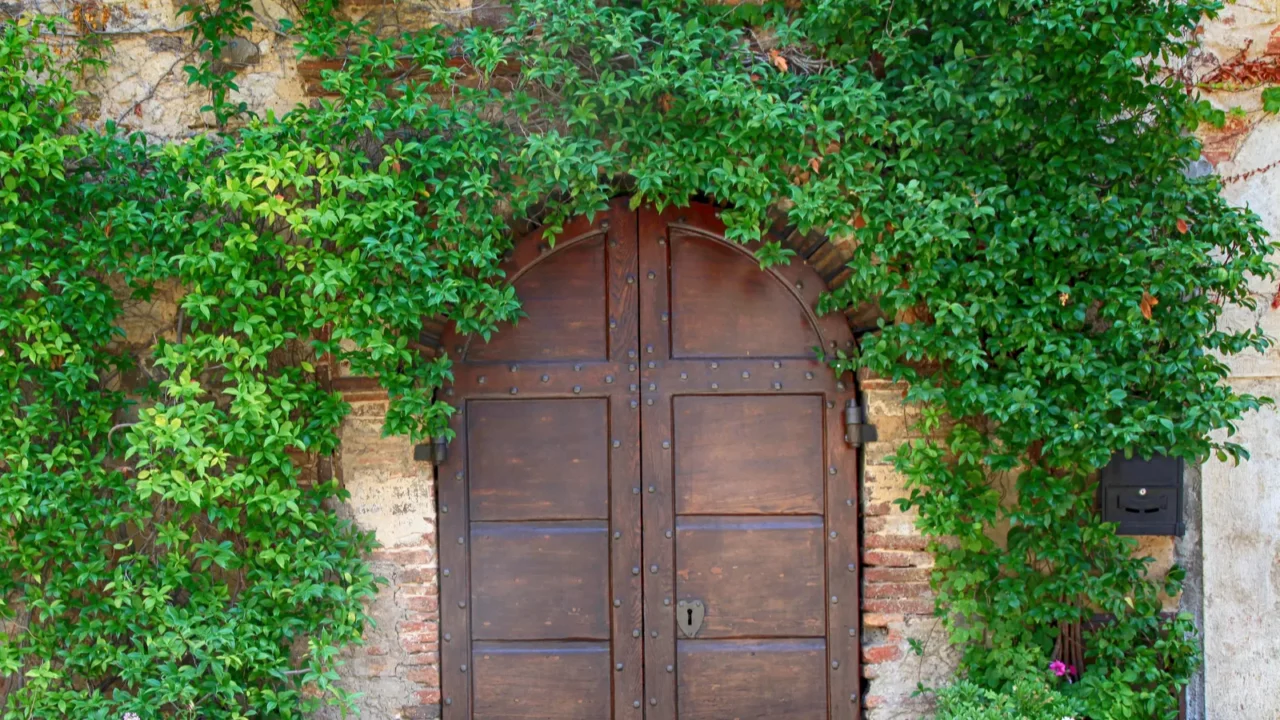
1;0;1275;718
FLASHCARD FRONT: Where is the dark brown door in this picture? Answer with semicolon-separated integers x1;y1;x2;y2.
437;199;860;720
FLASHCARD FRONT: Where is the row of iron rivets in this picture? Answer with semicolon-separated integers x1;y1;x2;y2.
613;360;834;375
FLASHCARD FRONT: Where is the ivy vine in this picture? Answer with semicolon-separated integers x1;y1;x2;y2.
1;0;1275;718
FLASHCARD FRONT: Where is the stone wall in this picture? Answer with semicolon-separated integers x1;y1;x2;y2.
13;0;1278;715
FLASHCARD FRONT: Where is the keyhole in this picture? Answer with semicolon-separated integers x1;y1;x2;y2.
685;608;694;627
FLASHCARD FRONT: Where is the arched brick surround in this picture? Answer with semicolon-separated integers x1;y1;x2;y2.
328;200;954;720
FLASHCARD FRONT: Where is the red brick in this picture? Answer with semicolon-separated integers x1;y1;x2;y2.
397;583;439;597
407;666;440;685
862;644;903;664
862;550;932;567
404;651;440;666
863;516;887;533
863;567;931;583
414;688;442;705
399;622;440;638
401;639;437;654
863;598;935;615
398;567;439;584
399;624;439;640
864;534;929;551
864;582;932;599
364;643;390;656
861;612;904;628
401;595;439;613
371;548;434;565
399;707;440;720
864;695;888;708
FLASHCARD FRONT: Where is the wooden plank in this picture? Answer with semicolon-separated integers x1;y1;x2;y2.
826;377;862;720
607;199;640;364
639;206;677;720
437;404;472;719
472;641;612;720
470;521;611;640
467;398;609;521
675;515;826;638
676;638;828;720
673;394;824;515
605;201;645;718
668;231;821;359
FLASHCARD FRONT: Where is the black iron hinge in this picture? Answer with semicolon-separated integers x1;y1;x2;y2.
413;436;449;466
843;399;878;448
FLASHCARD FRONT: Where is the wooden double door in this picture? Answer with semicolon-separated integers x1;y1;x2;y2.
436;200;861;720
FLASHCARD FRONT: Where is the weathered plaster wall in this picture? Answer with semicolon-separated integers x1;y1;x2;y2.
1200;388;1280;720
1195;6;1280;718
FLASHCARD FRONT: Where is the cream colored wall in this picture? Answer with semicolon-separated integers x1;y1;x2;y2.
1196;5;1280;718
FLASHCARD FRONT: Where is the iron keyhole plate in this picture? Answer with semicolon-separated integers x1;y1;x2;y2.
677;599;705;638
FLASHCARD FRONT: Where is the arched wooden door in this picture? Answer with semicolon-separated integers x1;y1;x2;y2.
436;198;862;720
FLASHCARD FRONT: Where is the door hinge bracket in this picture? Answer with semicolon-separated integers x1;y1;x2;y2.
413;436;449;466
843;400;878;448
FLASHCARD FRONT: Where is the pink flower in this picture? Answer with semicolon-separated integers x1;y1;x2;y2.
1049;660;1077;680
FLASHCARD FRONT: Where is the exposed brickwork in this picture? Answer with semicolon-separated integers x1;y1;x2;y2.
328;400;441;720
855;374;957;718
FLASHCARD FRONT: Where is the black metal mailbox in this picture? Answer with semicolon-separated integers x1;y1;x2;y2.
1098;452;1185;536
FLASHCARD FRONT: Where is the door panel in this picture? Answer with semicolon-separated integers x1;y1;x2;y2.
467;399;609;521
673;395;824;515
675;515;826;638
473;641;612;720
668;232;821;359
467;236;609;362
438;200;860;720
470;521;611;640
676;639;828;720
